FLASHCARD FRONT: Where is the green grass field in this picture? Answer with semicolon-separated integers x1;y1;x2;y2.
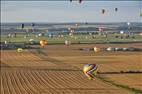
1;33;142;44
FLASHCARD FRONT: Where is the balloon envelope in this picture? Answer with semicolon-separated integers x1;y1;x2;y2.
17;48;23;53
94;47;100;52
102;9;105;14
83;64;97;80
40;40;48;47
115;8;118;12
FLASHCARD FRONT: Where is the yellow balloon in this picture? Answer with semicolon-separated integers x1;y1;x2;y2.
83;64;98;80
17;48;23;53
40;40;48;47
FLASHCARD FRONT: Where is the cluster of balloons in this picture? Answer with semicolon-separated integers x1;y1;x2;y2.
83;64;98;80
21;23;35;29
40;40;48;48
101;8;118;14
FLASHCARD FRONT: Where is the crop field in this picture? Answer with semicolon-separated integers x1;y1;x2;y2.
1;43;142;94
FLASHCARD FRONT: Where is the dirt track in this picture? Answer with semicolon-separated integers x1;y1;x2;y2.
1;43;142;94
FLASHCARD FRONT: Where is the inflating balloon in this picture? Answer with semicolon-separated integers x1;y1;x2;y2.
17;48;23;53
40;40;48;48
83;64;98;80
29;39;35;44
94;47;100;53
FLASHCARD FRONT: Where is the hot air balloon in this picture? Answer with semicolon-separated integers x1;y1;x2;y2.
106;47;114;51
65;40;71;46
31;23;35;27
94;47;100;53
115;8;118;12
21;23;24;29
102;9;105;14
40;40;48;48
79;0;82;3
29;39;35;44
83;64;98;80
17;48;23;53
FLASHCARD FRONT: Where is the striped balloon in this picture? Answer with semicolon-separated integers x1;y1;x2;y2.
83;64;97;80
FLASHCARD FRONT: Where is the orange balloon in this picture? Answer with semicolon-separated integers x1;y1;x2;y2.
40;40;48;47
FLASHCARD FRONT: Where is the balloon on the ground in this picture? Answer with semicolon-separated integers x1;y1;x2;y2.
94;47;100;53
65;40;71;46
106;47;114;51
123;48;128;51
29;39;35;44
83;64;98;80
17;48;23;53
40;40;48;47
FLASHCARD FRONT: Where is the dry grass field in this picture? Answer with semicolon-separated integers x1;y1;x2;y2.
1;43;142;94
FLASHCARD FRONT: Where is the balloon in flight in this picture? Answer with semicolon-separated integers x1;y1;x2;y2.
102;9;105;14
115;8;118;12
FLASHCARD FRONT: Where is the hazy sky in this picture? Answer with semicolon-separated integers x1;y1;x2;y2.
1;1;142;23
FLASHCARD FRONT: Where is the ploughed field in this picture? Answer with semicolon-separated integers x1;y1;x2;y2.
1;43;142;94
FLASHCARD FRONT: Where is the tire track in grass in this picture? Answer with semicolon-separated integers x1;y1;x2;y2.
43;71;64;88
31;71;49;90
38;71;56;89
1;74;5;94
35;71;54;88
6;71;17;94
15;71;29;94
24;71;39;91
3;72;11;94
18;71;34;93
40;71;73;94
25;71;43;93
57;71;83;93
12;71;24;94
9;71;22;94
22;71;38;93
58;71;82;88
